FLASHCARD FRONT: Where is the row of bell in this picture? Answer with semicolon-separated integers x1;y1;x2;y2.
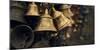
10;2;90;33
26;3;75;44
25;2;74;32
10;2;92;48
10;2;74;31
10;2;75;48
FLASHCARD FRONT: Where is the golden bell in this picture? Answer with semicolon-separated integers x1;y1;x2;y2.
53;7;72;30
60;5;75;25
35;9;57;32
60;4;74;17
26;2;39;16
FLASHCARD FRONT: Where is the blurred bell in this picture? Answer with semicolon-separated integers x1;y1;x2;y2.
10;25;34;49
52;7;72;30
60;4;74;18
10;1;27;28
60;5;74;25
35;9;57;32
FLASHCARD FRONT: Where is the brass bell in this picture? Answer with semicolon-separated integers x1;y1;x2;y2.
60;5;74;24
35;9;57;32
60;5;74;17
26;2;39;16
52;7;72;30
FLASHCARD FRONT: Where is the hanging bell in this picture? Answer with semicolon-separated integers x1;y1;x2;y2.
10;1;27;28
35;9;57;32
60;5;74;24
25;2;40;29
53;7;72;30
26;2;39;16
60;5;74;18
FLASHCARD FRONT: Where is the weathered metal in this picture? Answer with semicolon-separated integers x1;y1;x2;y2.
11;25;34;48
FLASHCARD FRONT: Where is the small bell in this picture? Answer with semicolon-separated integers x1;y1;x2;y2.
26;2;39;16
60;5;74;17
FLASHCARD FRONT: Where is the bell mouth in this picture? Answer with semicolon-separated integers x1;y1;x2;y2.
10;25;34;49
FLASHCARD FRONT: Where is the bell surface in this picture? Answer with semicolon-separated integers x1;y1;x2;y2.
10;1;26;24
